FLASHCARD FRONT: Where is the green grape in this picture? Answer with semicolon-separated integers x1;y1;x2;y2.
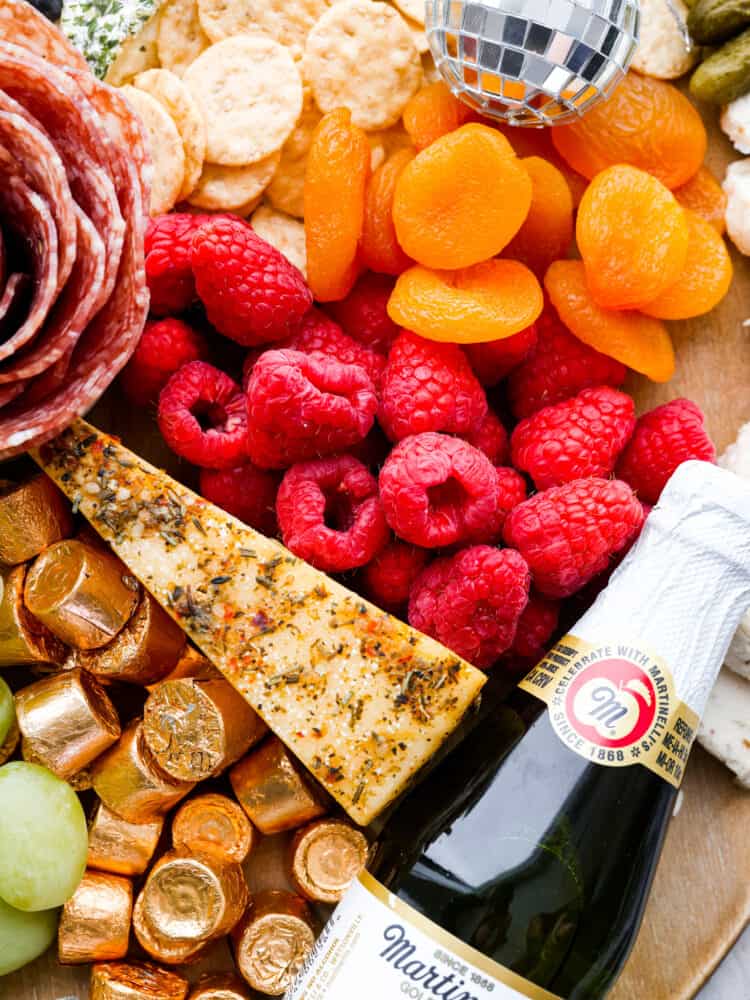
0;677;15;745
0;895;58;975
0;762;88;911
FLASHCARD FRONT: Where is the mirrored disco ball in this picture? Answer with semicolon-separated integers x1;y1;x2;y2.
426;0;640;125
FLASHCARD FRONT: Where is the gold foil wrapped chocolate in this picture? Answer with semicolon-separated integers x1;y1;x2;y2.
0;717;18;765
87;800;164;877
24;539;140;649
229;737;327;835
0;473;72;566
0;565;67;667
91;960;189;1000
15;668;120;778
58;870;133;964
21;737;93;789
91;720;195;823
232;890;316;996
172;793;255;864
132;892;209;966
289;819;369;904
188;974;254;1000
149;644;223;690
143;678;267;782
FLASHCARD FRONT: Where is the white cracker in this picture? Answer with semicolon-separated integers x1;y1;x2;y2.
187;153;281;210
158;0;210;77
198;0;327;59
105;10;161;87
266;93;321;218
121;85;185;214
196;0;259;43
251;203;307;276
399;10;429;53
391;0;425;25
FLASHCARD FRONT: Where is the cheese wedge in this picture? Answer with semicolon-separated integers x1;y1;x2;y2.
34;421;486;824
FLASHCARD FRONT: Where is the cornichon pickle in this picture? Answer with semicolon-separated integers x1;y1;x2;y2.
688;0;750;44
690;27;750;103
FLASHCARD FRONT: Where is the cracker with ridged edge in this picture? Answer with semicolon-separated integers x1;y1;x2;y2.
188;154;281;210
105;10;162;86
158;0;209;76
251;204;307;276
266;93;321;218
121;85;185;213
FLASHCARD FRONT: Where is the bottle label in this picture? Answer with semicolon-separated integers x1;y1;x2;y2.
519;634;700;787
288;871;562;1000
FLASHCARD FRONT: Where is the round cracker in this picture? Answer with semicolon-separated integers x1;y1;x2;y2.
183;35;303;166
105;11;162;87
247;0;328;61
266;94;321;218
187;153;281;210
196;0;259;43
303;0;423;130
400;11;429;53
121;85;185;214
158;0;210;76
251;203;307;275
133;68;207;200
391;0;425;26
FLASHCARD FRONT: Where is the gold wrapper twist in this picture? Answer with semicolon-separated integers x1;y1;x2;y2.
149;645;222;690
87;800;164;877
0;717;19;765
230;736;327;835
188;974;255;1000
172;793;255;865
232;890;316;996
132;892;210;966
290;819;369;904
58;870;133;964
25;539;140;649
0;473;72;566
91;960;189;1000
0;564;67;667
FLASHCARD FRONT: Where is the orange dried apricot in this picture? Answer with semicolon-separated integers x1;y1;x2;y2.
577;165;689;310
497;123;588;208
360;147;414;275
641;210;733;320
305;108;370;302
504;156;574;277
551;73;707;190
388;259;543;344
402;81;476;150
392;123;532;269
673;166;728;235
544;260;675;383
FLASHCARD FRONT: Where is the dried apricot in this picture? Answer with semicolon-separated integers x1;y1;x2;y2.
305;108;370;301
402;81;476;149
388;259;543;343
360;147;415;275
551;73;707;190
496;124;588;207
673;165;727;234
392;124;532;269
504;157;574;277
544;260;675;382
641;210;733;320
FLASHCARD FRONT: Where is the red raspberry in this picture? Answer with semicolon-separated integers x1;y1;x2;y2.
408;546;530;669
378;433;499;548
325;272;400;354
280;308;385;390
361;539;428;611
199;463;279;536
144;212;215;315
616;399;716;504
463;323;537;386
246;350;377;469
192;217;312;346
503;478;645;598
507;311;628;419
464;408;509;465
157;361;247;469
490;467;527;539
276;456;389;573
120;318;208;407
378;331;487;442
511;386;636;490
510;594;560;661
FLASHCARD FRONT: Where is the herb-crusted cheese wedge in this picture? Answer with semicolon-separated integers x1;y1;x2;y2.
34;421;486;824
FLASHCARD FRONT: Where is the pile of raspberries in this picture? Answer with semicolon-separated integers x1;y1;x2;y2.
124;213;717;672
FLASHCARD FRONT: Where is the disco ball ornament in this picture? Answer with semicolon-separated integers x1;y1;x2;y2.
426;0;640;125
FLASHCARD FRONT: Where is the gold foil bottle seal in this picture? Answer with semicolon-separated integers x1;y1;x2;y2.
15;667;121;779
232;890;316;996
188;973;254;1000
91;960;189;1000
0;717;19;765
143;678;267;782
58;870;133;964
0;473;73;566
24;539;140;650
91;720;195;823
0;564;67;667
229;736;327;835
172;793;256;864
289;819;369;903
132;891;209;965
87;800;164;877
149;644;223;690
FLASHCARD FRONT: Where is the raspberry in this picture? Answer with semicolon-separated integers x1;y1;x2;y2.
361;539;428;611
280;308;385;390
120;318;209;407
157;361;247;469
464;408;509;465
490;467;527;538
378;331;487;442
246;349;377;469
144;212;215;315
325;272;400;354
507;311;628;419
510;594;560;661
276;456;389;573
463;323;537;386
192;216;312;346
199;463;279;536
511;386;636;490
379;433;499;548
503;478;645;598
408;546;530;669
616;399;716;504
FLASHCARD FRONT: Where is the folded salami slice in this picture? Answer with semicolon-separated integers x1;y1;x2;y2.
0;273;29;328
0;0;89;73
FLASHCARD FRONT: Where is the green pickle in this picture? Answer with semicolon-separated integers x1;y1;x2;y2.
690;27;750;103
688;0;750;44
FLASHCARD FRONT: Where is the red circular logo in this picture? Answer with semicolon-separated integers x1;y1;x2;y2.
564;658;657;748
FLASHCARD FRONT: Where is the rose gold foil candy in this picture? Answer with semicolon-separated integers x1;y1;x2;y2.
289;818;369;903
188;974;254;1000
0;565;67;667
24;539;140;650
131;892;209;966
58;870;133;964
21;737;94;789
0;717;18;765
15;667;120;778
90;960;189;1000
148;645;222;690
232;890;316;996
87;800;164;877
229;737;327;835
0;473;72;566
172;793;256;864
